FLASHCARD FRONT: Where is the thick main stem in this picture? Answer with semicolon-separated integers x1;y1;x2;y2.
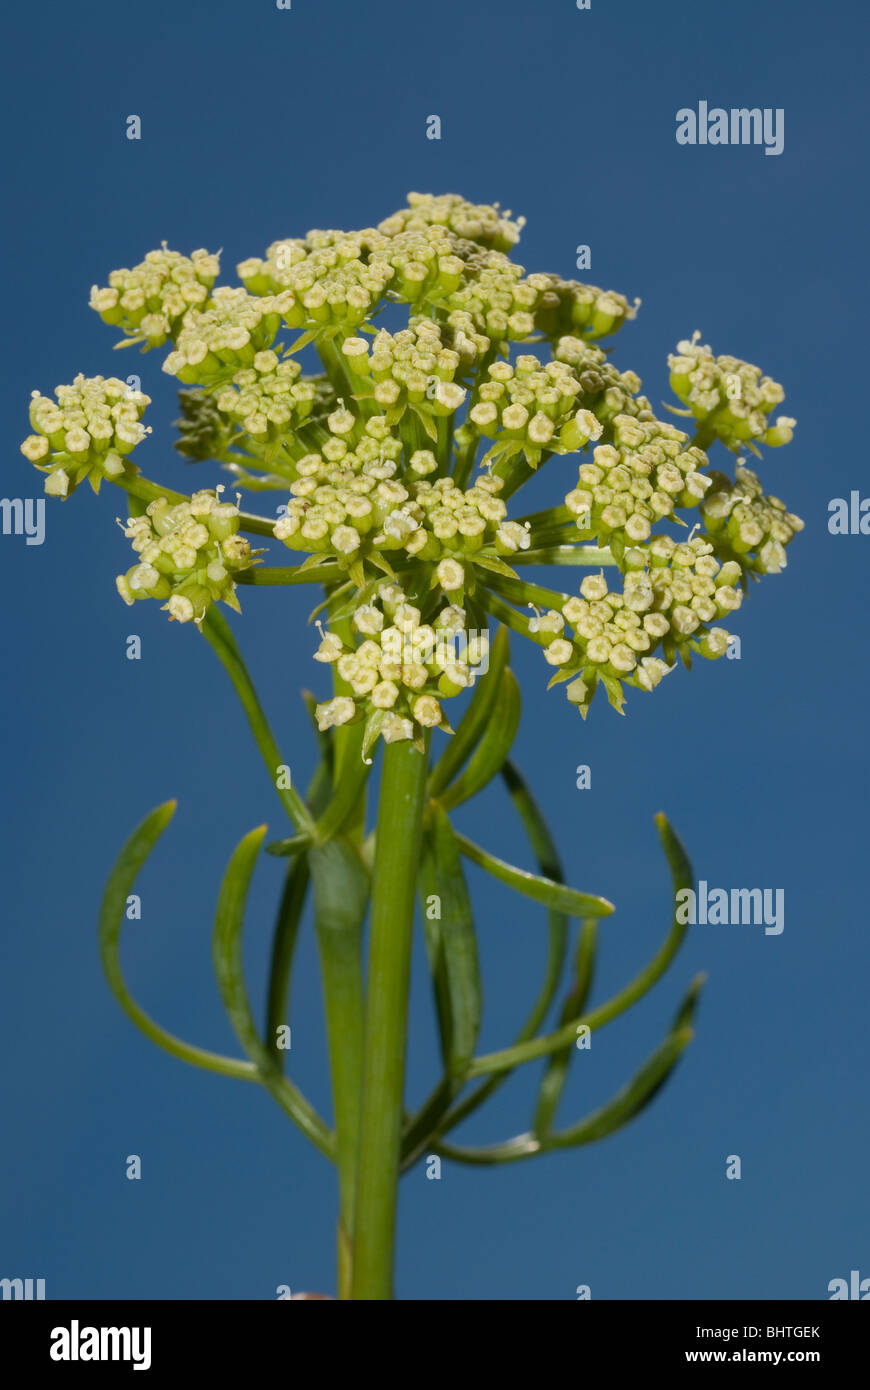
351;736;429;1299
311;842;365;1302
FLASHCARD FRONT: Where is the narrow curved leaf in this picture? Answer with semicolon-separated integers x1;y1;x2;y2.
547;1026;694;1149
438;668;521;812
534;918;598;1136
212;825;334;1157
403;760;576;1166
575;811;693;1029
265;854;310;1066
427;625;510;797
437;1016;697;1164
455;831;614;919
202;609;314;834
98;801;257;1082
421;806;482;1074
435;1133;543;1166
465;814;695;1078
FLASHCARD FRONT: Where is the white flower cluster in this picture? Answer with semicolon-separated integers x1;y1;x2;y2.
668;333;795;450
468;354;603;467
116;489;257;624
341;318;482;427
21;375;151;497
528;537;744;714
564;415;713;558
272;406;529;585
701;464;805;575
314;589;485;743
89;245;220;347
162;287;299;384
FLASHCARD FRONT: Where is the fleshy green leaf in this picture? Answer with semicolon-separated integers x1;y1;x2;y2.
402;758;573;1165
434;1024;694;1165
472;553;521;582
436;1004;697;1165
454;831;614;919
463;812;696;1079
547;1026;694;1150
98;800;258;1082
212;824;334;1157
534;918;598;1136
420;805;482;1077
265;854;310;1067
265;834;311;857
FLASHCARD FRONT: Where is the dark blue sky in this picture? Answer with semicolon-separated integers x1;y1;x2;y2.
2;0;867;1300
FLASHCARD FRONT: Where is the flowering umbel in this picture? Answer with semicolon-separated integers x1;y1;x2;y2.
115;489;259;624
21;192;800;734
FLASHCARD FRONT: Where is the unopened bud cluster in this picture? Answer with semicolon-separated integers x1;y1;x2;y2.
116;490;258;625
532;277;639;342
234;195;529;350
20;375;151;497
378;192;525;252
553;336;649;429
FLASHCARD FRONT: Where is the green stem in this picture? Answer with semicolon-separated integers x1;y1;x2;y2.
512;545;617;567
317;337;361;412
351;736;430;1300
484;571;573;612
328;592;367;846
690;423;716;451
201;609;315;835
236;563;343;586
309;841;367;1301
112;470;276;537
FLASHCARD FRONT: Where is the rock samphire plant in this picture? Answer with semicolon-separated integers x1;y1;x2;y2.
21;194;801;1300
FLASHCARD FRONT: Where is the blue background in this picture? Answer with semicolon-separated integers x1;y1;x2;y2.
2;0;867;1301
